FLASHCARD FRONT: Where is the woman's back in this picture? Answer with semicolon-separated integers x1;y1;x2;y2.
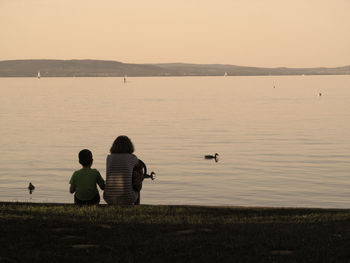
104;153;138;205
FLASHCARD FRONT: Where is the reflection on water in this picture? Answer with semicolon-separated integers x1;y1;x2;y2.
0;76;350;207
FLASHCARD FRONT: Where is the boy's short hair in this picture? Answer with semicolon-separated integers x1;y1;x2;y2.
79;149;93;166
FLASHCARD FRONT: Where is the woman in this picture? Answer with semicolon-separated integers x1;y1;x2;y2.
103;136;141;205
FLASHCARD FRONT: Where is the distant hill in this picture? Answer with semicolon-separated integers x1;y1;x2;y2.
0;60;165;77
0;59;349;77
152;63;350;76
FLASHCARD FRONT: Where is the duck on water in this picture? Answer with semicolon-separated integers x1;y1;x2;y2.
28;182;35;194
204;153;219;162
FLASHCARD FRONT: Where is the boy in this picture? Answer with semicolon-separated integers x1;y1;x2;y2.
69;149;105;205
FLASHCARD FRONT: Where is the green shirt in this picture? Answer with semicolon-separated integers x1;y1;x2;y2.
69;168;105;201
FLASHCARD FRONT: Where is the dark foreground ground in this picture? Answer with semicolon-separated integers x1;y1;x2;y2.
1;202;350;263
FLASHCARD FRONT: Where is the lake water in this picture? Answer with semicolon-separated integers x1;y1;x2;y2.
1;76;350;208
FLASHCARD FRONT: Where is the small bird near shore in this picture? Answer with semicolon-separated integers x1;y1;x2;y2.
205;153;219;162
28;182;35;194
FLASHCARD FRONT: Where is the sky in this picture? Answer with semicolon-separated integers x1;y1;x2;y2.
1;0;349;67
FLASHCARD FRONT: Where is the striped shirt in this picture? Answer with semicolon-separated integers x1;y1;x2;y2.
103;153;139;205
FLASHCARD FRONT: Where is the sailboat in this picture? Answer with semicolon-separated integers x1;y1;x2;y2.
224;72;228;77
37;71;41;79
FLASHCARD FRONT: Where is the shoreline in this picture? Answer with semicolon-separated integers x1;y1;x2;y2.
1;202;350;262
1;200;350;210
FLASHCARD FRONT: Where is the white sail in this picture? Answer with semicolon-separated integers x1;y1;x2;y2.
37;71;41;79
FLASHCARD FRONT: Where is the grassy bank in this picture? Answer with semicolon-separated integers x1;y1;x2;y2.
1;202;350;262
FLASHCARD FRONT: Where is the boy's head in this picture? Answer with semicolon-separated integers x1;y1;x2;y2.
79;149;93;167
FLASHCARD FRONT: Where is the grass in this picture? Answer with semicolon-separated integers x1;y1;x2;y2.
1;202;350;262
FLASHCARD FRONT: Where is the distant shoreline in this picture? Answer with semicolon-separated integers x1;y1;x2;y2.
1;59;349;77
1;74;350;78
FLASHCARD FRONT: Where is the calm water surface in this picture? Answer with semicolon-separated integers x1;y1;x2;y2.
1;76;349;207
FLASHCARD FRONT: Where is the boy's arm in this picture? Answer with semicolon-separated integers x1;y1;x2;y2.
97;172;105;190
69;184;76;194
69;174;76;193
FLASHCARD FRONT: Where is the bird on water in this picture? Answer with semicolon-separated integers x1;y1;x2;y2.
28;182;35;194
205;153;219;161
